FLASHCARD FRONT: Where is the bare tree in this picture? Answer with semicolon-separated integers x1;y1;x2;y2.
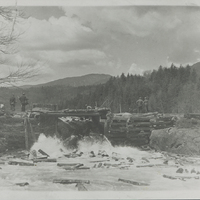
0;6;39;85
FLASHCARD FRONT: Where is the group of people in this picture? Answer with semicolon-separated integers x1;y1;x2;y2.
10;93;29;112
136;97;149;113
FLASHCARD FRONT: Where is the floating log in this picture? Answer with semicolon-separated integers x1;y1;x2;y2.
90;159;110;163
118;178;149;186
57;163;82;167
16;182;29;186
8;161;34;166
63;164;85;170
53;179;90;184
136;164;178;168
38;149;50;157
163;174;199;180
33;158;57;163
103;163;120;167
75;167;90;170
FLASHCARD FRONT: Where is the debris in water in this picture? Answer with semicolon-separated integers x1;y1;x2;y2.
163;174;199;181
118;178;149;186
176;168;184;173
15;182;29;187
89;151;95;157
33;158;57;163
38;149;50;157
57;163;82;167
53;179;90;184
8;161;34;166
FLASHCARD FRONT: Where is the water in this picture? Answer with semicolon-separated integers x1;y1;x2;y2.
0;133;200;195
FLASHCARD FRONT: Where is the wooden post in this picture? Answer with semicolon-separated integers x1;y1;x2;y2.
24;118;29;150
55;117;59;137
28;118;36;142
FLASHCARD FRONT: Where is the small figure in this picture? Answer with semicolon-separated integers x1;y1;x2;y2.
144;97;149;113
136;97;143;113
10;94;17;111
19;93;28;112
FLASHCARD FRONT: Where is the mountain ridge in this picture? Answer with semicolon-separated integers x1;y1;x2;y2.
21;73;112;88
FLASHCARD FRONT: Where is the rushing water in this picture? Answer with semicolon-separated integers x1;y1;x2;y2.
0;133;200;195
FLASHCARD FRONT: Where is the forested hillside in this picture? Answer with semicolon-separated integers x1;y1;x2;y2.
1;63;200;114
60;64;200;113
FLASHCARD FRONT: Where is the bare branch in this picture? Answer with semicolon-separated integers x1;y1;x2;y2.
0;6;40;85
0;61;41;85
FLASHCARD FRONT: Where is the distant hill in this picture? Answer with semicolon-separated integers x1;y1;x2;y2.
191;62;200;76
22;74;111;88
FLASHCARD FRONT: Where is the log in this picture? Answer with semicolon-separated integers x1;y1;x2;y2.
90;159;110;163
63;164;85;170
163;174;199;180
38;149;50;157
8;161;34;166
129;118;150;122
53;179;90;184
16;182;29;186
118;178;149;186
33;158;57;163
136;164;178;168
57;163;82;167
75;167;90;170
128;127;152;132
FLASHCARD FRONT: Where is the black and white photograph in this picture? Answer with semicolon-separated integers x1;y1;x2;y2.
0;0;200;199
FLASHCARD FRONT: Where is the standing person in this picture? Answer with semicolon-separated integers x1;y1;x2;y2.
144;97;149;113
136;97;143;113
19;93;28;112
10;94;17;111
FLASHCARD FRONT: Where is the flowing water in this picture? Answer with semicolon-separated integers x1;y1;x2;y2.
0;133;200;197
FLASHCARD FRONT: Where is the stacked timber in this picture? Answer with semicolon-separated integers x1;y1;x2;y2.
107;117;128;145
126;117;152;146
184;113;200;120
106;113;176;147
151;115;175;129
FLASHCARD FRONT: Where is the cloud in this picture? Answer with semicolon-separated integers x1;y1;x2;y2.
3;6;200;85
128;63;144;75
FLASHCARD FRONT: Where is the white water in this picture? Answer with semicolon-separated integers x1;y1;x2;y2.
0;133;200;194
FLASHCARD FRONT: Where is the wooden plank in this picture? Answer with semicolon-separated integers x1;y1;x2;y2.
118;178;149;186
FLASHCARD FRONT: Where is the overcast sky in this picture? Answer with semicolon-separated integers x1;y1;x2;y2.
2;3;200;85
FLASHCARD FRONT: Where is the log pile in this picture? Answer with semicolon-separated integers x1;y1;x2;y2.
106;113;176;146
